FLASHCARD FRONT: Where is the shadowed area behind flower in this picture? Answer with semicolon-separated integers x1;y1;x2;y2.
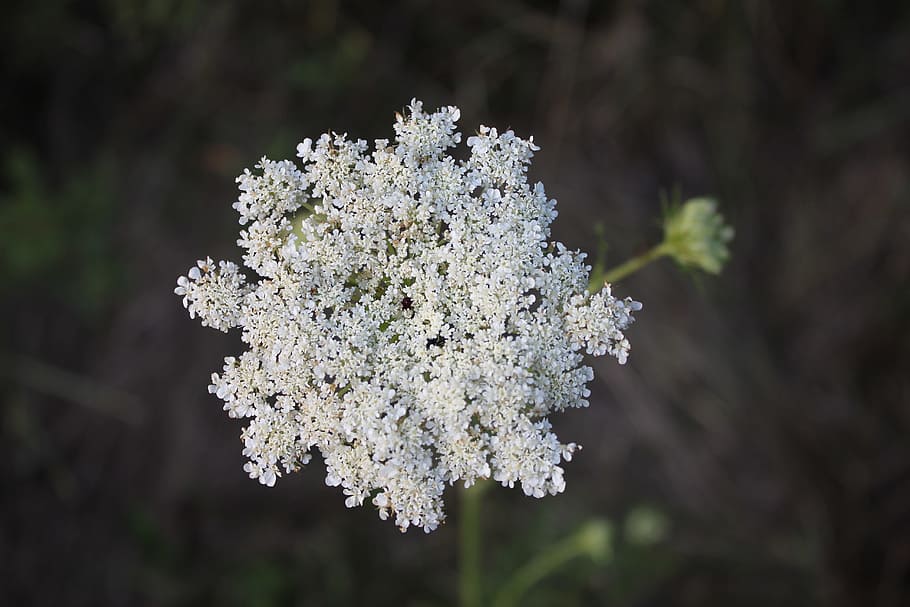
2;1;909;606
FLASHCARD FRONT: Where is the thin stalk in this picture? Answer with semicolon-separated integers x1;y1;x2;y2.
600;243;668;286
491;521;610;607
459;482;487;607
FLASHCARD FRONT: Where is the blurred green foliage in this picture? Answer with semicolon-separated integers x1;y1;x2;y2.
0;150;120;312
286;27;372;93
105;0;201;43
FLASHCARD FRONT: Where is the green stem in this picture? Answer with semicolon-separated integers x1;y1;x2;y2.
600;243;668;286
460;482;487;607
491;521;610;607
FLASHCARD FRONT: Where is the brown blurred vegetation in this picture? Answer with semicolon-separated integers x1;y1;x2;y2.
2;1;909;605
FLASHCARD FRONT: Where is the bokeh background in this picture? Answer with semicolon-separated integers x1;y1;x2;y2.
2;1;909;605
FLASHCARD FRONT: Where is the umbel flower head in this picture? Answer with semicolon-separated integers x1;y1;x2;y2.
661;197;734;275
175;100;641;532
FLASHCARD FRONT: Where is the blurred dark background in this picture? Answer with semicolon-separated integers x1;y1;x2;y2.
2;1;909;605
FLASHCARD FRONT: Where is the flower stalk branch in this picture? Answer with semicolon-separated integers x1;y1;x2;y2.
492;520;612;607
591;197;734;290
601;243;669;285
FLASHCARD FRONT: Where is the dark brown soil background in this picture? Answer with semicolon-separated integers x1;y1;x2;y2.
2;1;909;605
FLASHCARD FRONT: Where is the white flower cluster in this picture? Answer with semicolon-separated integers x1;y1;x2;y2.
175;100;641;532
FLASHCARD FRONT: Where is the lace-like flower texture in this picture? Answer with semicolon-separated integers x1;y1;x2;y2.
175;100;641;532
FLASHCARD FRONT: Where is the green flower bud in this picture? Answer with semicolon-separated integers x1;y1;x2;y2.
661;198;734;274
574;519;613;563
623;505;669;546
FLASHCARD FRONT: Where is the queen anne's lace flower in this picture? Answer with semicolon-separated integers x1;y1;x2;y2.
175;100;641;532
